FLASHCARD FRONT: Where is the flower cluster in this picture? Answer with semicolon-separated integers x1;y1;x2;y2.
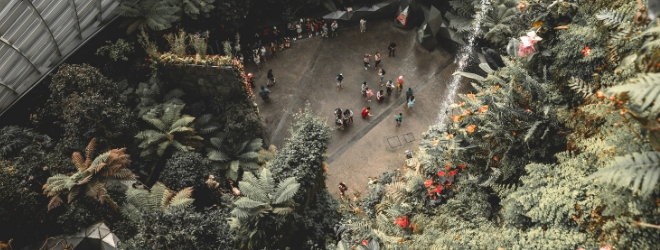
518;31;543;57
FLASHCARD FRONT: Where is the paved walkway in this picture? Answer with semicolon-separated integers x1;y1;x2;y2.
245;19;469;197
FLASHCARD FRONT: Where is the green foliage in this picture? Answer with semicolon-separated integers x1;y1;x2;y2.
178;0;216;19
269;108;331;205
0;126;52;158
229;168;300;249
589;151;660;196
161;151;212;190
120;207;234;249
34;64;136;153
115;0;181;34
207;137;262;181
95;39;135;62
135;102;201;158
481;0;520;47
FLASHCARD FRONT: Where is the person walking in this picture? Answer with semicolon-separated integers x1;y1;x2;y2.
361;82;368;96
386;80;394;95
388;42;397;57
407;96;415;110
376;90;385;101
378;68;385;83
363;54;371;70
374;52;381;68
270;42;277;58
361;107;373;118
395;113;403;125
365;87;374;102
336;73;344;90
322;24;329;38
296;22;303;39
338;182;348;196
406;88;413;102
254;55;261;71
331;21;339;37
397;76;404;92
260;46;267;62
267;69;276;86
259;86;271;102
360;18;367;33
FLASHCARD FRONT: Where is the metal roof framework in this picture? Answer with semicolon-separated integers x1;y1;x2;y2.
0;0;124;116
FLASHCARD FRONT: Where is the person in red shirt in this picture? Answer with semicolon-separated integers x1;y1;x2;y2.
361;107;373;118
397;76;404;92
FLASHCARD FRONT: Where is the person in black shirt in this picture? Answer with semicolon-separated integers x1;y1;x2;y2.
388;42;397;57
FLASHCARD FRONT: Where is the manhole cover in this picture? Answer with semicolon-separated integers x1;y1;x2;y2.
404;133;415;143
387;136;401;148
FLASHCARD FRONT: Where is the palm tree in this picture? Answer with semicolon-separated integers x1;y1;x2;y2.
42;138;135;211
115;0;181;34
206;137;263;181
229;168;300;249
135;102;201;159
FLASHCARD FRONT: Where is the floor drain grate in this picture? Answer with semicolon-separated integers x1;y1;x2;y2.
387;136;401;148
404;133;415;143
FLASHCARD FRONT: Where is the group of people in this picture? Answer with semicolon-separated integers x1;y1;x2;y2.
292;18;339;40
334;108;354;130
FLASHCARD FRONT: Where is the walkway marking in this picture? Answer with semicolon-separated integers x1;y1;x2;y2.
326;57;455;164
387;136;401;148
404;132;415;143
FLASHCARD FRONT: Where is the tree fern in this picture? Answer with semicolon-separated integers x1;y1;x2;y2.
589;151;660;196
207;137;263;181
43;139;134;211
135;102;200;158
607;73;660;113
115;0;181;34
596;9;629;28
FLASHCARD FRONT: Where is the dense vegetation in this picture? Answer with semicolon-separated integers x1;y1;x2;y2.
2;0;660;249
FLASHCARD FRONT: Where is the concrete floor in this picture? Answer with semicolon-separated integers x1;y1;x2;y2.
245;19;469;197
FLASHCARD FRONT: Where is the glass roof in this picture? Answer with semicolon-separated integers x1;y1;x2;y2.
0;0;123;116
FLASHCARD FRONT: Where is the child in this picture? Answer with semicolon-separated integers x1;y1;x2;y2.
365;87;374;102
259;86;271;102
377;90;385;101
408;96;415;110
395;113;403;125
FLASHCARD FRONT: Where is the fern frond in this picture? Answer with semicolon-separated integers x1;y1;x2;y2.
453;71;485;82
274;177;300;204
48;196;63;211
234;197;268;209
569;77;593;98
607;73;660;113
596;9;628;27
524;121;543;142
589;151;660;196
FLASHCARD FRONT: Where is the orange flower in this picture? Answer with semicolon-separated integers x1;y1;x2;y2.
493;85;500;91
446;134;454;139
512;131;517;136
433;140;439;146
452;115;462;122
478;105;489;113
493;156;499;161
460;101;466;107
531;20;543;28
323;165;328;172
466;110;472;115
466;124;476;133
467;93;476;99
478;92;484;96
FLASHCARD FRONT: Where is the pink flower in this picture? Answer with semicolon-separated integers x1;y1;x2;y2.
582;46;591;57
424;179;433;187
518;31;542;57
362;240;368;245
437;171;445;177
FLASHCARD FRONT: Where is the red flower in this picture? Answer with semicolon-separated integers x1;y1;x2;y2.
445;163;451;170
582;46;591;57
458;164;466;170
395;216;409;228
437;171;445;177
449;170;458;176
424;179;433;187
434;186;443;193
362;240;369;245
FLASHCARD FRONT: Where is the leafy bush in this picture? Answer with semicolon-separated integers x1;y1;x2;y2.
161;151;211;191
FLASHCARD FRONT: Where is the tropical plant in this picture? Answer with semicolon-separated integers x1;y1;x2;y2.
135;102;201;158
0;126;52;158
33;64;136;153
115;0;181;34
229;167;300;249
178;0;216;19
481;0;520;47
207;137;262;181
95;39;135;62
160;151;212;190
119;182;235;249
42;138;135;211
